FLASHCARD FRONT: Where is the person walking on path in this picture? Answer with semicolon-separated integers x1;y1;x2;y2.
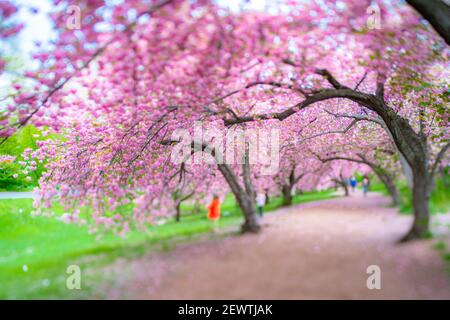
350;176;357;192
256;192;266;218
362;176;370;196
207;194;221;232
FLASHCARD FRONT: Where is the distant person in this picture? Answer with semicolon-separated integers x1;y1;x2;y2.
362;176;370;196
350;176;357;192
207;194;221;232
256;192;266;218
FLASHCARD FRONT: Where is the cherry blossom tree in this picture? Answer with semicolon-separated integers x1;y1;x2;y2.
309;111;402;206
272;111;332;205
222;1;449;241
0;0;448;241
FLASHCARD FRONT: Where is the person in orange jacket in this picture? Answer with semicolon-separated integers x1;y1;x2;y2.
207;194;221;231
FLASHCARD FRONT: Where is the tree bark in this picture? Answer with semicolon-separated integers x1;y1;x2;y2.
242;144;256;202
379;110;432;241
217;163;260;233
281;184;293;206
280;167;304;206
400;165;431;242
173;190;194;222
398;152;413;189
332;178;349;196
378;171;400;206
381;119;413;189
264;189;270;205
175;202;181;222
406;0;450;45
167;139;261;233
369;166;400;206
343;181;349;196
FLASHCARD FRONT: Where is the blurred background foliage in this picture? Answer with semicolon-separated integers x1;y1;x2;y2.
0;125;54;191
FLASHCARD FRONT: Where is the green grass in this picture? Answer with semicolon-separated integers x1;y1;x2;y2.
0;126;56;191
0;189;335;299
369;175;450;214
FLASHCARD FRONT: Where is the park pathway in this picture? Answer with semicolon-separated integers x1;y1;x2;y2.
0;191;34;199
103;192;450;299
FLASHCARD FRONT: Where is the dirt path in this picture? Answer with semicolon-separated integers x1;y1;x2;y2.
103;192;450;299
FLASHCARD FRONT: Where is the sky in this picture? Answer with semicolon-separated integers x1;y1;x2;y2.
14;0;53;55
0;1;52;91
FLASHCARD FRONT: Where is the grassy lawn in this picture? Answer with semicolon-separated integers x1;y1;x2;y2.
398;177;450;215
0;189;335;299
369;175;450;214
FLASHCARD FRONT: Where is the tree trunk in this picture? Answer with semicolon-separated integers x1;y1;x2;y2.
373;168;400;206
227;179;260;233
281;184;293;206
184;140;260;233
217;163;260;233
380;120;413;190
175;202;181;222
264;190;270;205
384;177;400;207
332;179;349;196
400;165;431;242
375;103;432;242
281;166;301;206
342;181;349;196
399;152;413;189
239;195;260;233
241;144;260;232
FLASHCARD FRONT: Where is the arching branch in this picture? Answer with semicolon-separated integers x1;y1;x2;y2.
406;0;450;45
323;109;385;128
224;88;377;126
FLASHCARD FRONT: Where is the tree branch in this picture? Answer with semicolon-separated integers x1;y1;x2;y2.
430;141;450;180
282;59;349;90
376;79;385;102
354;71;368;90
297;119;360;144
224;88;376;126
245;81;309;96
315;69;348;89
406;0;450;45
323;109;385;127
